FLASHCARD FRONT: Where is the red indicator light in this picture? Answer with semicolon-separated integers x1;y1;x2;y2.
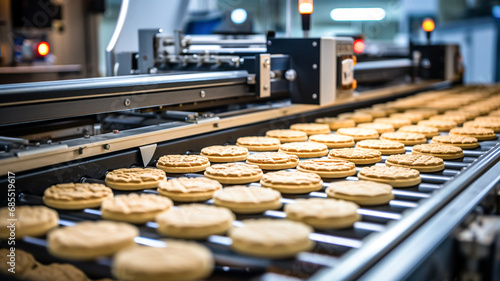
37;42;50;56
353;39;365;54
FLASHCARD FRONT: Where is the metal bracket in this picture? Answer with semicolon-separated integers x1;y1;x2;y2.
164;111;220;124
139;144;157;167
138;29;162;74
256;53;271;98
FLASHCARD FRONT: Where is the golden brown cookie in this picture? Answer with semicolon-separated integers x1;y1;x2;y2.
374;118;411;129
355;108;387;118
260;170;323;193
22;263;89;281
431;135;479;149
245;152;299;170
405;108;439;119
337;112;373;123
328;148;382;164
412;143;464;159
489;108;500;117
385;154;445;173
0;248;36;276
112;240;214;281
336;127;379;141
356;139;406;155
278;142;329;158
229;219;313;258
308;134;355;148
449;127;497;140
105;168;166;190
464;120;500;133
297;159;357;178
315;117;356;130
380;132;427;145
204;163;263;184
155;204;234;239
444;110;478;120
265;129;308;143
398;125;440;138
101;193;173;224
157;177;222;202
417;120;457;131
358;165;421;188
200;145;249;162
213;186;282;214
0;206;59;239
390;113;425;123
236;136;281;151
156;155;210;173
47;221;138;260
290;123;331;135
43;183;113;209
430;114;466;125
357;122;395;133
284;198;360;229
325;180;394;205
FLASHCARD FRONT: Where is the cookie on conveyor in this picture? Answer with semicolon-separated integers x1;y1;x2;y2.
246;152;299;170
328;148;382;164
278;142;329;158
315;117;355;130
374;117;411;129
355;107;387;118
358;165;421;188
417;120;457;131
489;108;500;117
155;204;234;239
464;120;500;133
357;122;395;133
101;193;173;224
309;134;355;148
213;186;282;214
22;263;89;281
229;219;313;258
290;123;331;135
297;159;357;178
157;177;222;202
336;127;379;141
0;248;36;276
445;110;478;120
356;139;406;155
390;112;425;123
200;145;249;162
430;114;466;125
0;206;59;239
380;132;427;145
47;221;138;260
325;180;394;205
449;127;497;141
431;135;479;149
113;240;214;281
284;198;360;229
385;154;445;173
265;129;308;143
412;143;464;159
43;182;113;210
405;108;439;119
337;112;373;123
236;136;281;151
398;125;439;138
156;155;210;173
260;170;323;193
204;163;263;184
105;168;166;190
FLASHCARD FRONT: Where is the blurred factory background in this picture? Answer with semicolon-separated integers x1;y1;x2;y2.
0;0;498;84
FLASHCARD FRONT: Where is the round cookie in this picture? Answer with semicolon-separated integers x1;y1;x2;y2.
328;148;382;164
0;206;59;239
265;129;308;143
326;180;394;206
112;240;214;281
412;143;464;160
260;170;323;194
356;139;406;155
489;108;500;117
284;198;360;229
22;263;89;281
47;221;138;260
204;163;263;184
158;177;222;202
290;123;331;135
390;113;425;123
431;135;479;149
315;117;355;130
308;134;355;149
200;145;249;162
213;186;282;214
156;155;210;173
464;120;500;133
105;168;166;190
385;154;445;173
0;248;36;276
430;114;466;125
155;204;234;239
43;182;113;210
417;120;457;131
380;132;427;145
405;108;439;119
246;152;299;170
398;125;439;138
236;136;281;151
374;118;411;129
229;219;313;258
358;165;421;188
357;122;395;133
101;193;173;224
449;127;497;141
336;127;379;141
355;108;387;118
297;159;357;178
278;142;329;158
445;110;478;120
337;112;373;123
